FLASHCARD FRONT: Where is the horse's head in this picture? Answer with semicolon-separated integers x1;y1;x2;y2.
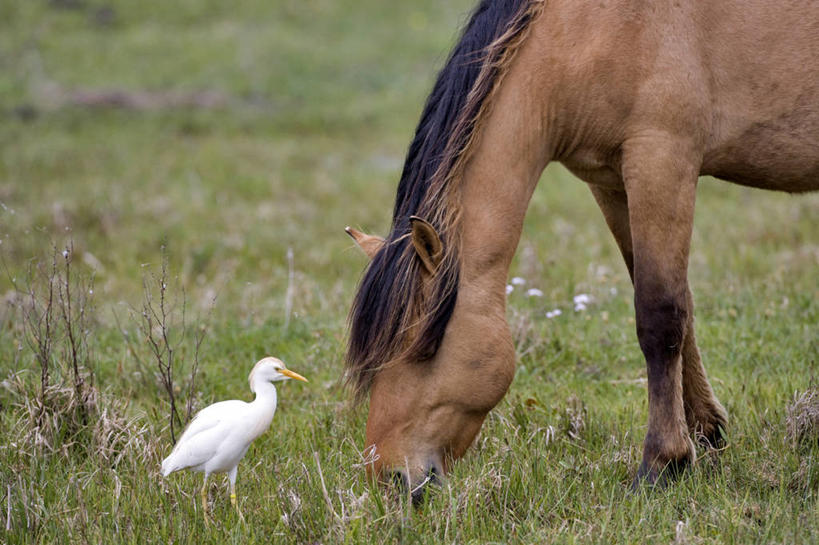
346;221;515;502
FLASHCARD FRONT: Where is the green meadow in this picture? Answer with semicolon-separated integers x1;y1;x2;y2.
1;0;817;543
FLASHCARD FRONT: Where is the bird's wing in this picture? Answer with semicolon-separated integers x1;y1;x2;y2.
162;400;246;474
175;400;245;443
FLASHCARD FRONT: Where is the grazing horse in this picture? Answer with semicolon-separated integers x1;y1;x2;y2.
346;0;819;497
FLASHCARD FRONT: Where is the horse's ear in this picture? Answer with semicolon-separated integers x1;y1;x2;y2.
345;226;385;260
409;216;443;274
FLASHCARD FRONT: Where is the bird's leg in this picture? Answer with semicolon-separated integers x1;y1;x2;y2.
201;474;210;526
229;466;244;523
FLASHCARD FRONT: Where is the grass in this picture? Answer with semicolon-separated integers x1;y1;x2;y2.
1;0;818;543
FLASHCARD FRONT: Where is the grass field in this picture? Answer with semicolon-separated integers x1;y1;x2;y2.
1;0;818;543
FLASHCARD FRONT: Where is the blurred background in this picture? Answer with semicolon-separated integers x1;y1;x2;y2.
1;0;484;324
3;0;816;328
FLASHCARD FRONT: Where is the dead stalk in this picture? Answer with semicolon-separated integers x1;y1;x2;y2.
56;243;93;425
18;245;95;427
135;246;210;443
186;301;214;424
314;451;340;522
140;249;183;442
23;255;57;426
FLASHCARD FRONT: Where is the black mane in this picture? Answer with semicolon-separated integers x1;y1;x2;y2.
347;0;537;397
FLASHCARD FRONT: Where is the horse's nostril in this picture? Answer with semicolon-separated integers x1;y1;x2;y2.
410;465;441;507
389;470;409;493
386;466;442;506
428;465;440;484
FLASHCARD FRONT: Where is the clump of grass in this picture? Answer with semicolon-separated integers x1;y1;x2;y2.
2;243;158;469
562;395;586;442
3;372;156;467
6;245;95;444
786;388;819;448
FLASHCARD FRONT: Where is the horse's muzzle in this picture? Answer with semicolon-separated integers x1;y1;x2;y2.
388;465;442;507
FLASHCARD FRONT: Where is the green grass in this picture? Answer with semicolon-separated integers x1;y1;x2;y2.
1;0;818;543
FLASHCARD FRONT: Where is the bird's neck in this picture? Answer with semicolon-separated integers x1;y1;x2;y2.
251;381;278;408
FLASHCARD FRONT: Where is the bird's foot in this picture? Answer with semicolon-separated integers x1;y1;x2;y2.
231;493;246;523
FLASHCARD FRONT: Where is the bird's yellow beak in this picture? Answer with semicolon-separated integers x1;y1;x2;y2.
279;368;308;382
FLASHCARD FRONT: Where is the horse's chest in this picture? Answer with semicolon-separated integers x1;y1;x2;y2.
560;150;623;190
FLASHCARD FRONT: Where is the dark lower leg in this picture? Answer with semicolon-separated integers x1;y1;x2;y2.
634;295;696;486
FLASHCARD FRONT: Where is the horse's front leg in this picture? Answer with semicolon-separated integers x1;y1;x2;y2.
587;184;727;451
622;133;700;486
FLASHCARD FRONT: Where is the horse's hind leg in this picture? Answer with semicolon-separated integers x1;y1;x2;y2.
588;185;727;449
680;289;727;448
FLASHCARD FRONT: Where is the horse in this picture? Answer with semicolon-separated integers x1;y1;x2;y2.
345;0;819;499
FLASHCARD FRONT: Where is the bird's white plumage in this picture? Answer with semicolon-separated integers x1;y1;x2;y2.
160;357;308;522
161;399;260;475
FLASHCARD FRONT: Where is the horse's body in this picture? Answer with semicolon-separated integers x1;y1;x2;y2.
346;0;819;496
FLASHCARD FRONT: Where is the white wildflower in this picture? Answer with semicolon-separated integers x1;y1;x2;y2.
511;277;526;286
545;309;562;318
526;288;543;297
573;293;591;305
505;285;514;295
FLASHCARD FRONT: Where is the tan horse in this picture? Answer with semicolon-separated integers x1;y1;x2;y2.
346;0;819;499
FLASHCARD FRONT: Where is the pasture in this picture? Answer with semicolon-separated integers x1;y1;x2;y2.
1;0;818;543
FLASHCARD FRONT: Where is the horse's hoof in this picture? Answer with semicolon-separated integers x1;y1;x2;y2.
697;419;728;450
631;456;691;491
700;425;726;450
632;461;661;491
690;401;728;449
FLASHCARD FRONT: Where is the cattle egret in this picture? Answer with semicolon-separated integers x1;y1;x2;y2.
161;356;308;523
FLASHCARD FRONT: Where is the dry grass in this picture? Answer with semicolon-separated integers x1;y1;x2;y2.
786;388;819;447
3;373;156;467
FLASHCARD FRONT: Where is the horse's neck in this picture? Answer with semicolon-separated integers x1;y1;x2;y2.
457;47;551;303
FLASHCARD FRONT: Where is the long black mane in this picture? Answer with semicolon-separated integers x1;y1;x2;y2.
347;0;541;398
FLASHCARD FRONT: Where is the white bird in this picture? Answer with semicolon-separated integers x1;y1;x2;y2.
161;356;308;523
